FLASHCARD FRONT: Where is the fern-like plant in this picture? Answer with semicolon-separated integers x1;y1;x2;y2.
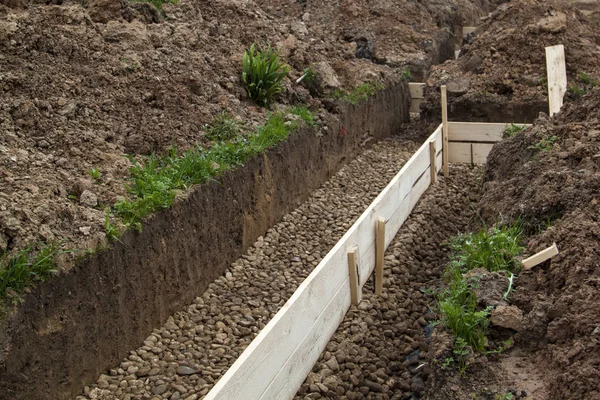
242;43;289;106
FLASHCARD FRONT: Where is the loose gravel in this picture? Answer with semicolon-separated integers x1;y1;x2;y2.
80;138;424;400
294;164;482;400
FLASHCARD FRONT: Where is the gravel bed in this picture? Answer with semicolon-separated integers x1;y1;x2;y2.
294;164;483;400
80;138;422;400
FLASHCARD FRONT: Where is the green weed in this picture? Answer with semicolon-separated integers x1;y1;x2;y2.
130;0;178;10
289;105;317;126
242;43;290;106
105;213;123;242
303;66;316;83
89;168;102;182
495;392;515;400
569;85;586;96
331;81;384;105
205;111;241;142
530;135;558;152
502;123;526;139
0;242;64;303
577;72;597;86
401;68;411;81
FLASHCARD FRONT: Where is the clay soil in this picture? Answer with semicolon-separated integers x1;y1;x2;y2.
0;0;497;267
421;0;600;122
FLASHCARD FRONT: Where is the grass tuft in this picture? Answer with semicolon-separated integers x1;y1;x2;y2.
242;43;290;106
332;81;384;105
0;242;64;303
205;111;241;142
502;123;526;139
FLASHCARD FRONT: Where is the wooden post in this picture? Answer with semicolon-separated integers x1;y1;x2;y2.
522;243;559;270
441;85;449;177
347;246;360;305
375;217;386;296
429;140;437;184
545;45;567;117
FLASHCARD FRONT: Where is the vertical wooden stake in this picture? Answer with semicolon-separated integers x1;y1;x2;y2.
428;141;437;184
545;44;567;117
441;85;449;177
347;246;360;305
375;217;386;296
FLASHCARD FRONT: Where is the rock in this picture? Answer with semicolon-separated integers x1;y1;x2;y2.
446;77;471;96
80;190;98;208
460;54;484;73
79;226;92;236
325;356;339;372
152;384;168;395
290;21;308;36
307;62;340;95
87;0;123;23
536;12;567;34
355;35;376;60
176;366;198;376
467;269;509;308
490;305;524;331
276;35;298;58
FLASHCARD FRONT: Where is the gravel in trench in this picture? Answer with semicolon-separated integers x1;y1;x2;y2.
80;138;423;400
293;164;482;400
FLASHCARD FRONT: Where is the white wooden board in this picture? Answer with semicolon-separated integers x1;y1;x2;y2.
472;143;494;164
448;122;530;142
462;26;477;37
410;98;422;113
449;142;495;164
204;125;443;400
408;82;425;99
545;44;567;117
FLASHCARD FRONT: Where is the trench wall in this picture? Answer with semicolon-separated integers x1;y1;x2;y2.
0;81;410;400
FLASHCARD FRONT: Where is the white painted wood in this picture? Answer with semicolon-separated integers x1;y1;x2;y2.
448;122;531;142
441;85;449;177
204;125;443;400
545;44;567;117
523;243;559;270
409;82;425;99
410;98;422;114
462;26;477;37
449;142;472;164
472;143;494;164
455;50;461;60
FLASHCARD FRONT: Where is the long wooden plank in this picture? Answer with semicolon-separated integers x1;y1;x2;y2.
409;82;425;99
449;142;472;164
523;243;559;270
441;85;449;176
472;143;494;164
448;122;531;142
262;135;438;400
545;44;567;117
205;126;443;400
410;98;422;114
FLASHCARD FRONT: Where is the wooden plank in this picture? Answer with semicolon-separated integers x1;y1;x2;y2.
545;44;567;117
375;217;386;296
409;82;425;99
472;143;494;164
441;85;449;177
448;142;472;164
347;246;360;305
448;122;531;142
429;140;436;184
205;126;443;400
455;50;461;60
462;26;477;37
523;243;559;270
410;98;422;114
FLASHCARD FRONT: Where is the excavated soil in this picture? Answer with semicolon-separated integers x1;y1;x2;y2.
421;0;600;123
79;138;422;400
422;84;600;400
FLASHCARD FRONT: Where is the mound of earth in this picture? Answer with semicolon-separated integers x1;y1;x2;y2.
0;0;494;263
421;0;600;122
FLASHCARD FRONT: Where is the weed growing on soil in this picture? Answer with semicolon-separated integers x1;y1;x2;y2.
502;123;526;139
0;242;63;303
110;108;314;231
303;66;316;83
89;168;102;182
530;135;558;152
205;111;241;142
437;222;523;355
401;68;411;81
130;0;178;10
331;81;384;105
242;43;290;106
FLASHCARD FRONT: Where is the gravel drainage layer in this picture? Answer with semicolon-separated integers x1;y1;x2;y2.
294;164;482;400
81;140;482;400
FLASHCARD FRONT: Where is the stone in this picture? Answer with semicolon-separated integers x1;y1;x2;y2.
152;384;168;395
87;0;123;23
446;77;471;96
355;36;376;60
80;190;98;207
308;62;340;95
490;305;524;331
176;366;198;376
536;12;567;33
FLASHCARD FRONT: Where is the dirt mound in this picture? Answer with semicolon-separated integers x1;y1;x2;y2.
421;0;600;122
477;87;600;399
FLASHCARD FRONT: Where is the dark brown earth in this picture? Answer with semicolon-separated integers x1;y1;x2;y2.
423;81;600;400
421;0;600;122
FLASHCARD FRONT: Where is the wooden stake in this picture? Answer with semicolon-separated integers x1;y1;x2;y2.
429;140;437;184
347;246;360;305
522;243;559;270
441;85;449;177
545;45;567;117
375;217;386;296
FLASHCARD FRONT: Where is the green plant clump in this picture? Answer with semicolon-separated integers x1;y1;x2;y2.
502;123;526;139
111;108;314;231
89;168;102;181
130;0;178;10
205;111;241;142
530;135;558;152
437;222;523;354
0;243;63;303
332;81;384;105
242;43;290;106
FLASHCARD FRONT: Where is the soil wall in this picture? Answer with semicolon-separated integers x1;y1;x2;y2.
0;82;410;400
